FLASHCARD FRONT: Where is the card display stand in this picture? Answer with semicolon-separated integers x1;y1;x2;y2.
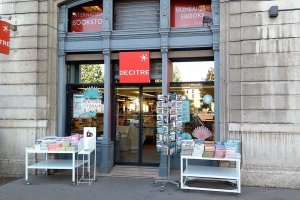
154;94;187;191
77;127;97;185
77;149;96;185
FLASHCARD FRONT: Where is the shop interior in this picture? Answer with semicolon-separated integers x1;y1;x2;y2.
114;61;215;165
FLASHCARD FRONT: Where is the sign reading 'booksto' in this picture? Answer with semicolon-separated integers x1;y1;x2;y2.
70;1;103;32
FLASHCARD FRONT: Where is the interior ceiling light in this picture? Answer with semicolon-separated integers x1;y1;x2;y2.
82;6;93;12
95;6;102;12
82;6;101;12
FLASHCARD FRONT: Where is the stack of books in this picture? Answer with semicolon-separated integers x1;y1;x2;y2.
224;140;241;159
202;141;215;158
180;140;195;155
214;142;226;158
192;140;204;156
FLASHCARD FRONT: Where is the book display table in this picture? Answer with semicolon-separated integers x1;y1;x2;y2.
25;128;97;185
180;155;241;193
25;148;86;185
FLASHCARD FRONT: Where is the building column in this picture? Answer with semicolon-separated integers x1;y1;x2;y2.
57;50;66;137
212;0;220;140
213;46;220;139
161;48;169;95
99;0;114;174
159;0;170;177
159;47;169;177
100;49;114;173
57;5;67;137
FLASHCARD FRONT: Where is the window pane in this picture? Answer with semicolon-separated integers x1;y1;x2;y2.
80;64;104;83
172;61;214;82
170;83;214;140
69;1;103;32
170;0;212;28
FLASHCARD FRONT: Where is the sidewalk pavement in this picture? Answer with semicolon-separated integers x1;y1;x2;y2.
0;174;299;200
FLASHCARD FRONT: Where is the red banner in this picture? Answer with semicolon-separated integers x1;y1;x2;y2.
171;0;212;28
119;52;150;83
0;20;10;55
70;1;103;32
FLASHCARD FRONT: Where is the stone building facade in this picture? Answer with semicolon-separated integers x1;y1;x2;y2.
0;0;299;189
220;0;300;188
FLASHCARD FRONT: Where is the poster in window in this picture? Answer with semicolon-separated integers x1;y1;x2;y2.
73;87;104;118
70;1;103;32
181;100;190;122
171;0;212;28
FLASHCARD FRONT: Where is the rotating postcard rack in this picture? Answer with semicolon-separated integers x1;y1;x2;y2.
154;93;186;191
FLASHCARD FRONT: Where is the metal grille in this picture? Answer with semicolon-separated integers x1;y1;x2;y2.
114;0;160;30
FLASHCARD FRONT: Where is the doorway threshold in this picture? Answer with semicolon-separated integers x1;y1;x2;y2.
97;165;159;179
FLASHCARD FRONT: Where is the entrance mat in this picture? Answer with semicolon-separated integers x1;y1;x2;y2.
0;176;20;186
98;165;158;179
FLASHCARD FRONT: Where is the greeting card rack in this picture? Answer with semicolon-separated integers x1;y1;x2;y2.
154;93;186;191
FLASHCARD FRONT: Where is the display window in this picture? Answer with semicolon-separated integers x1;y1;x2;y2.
170;82;214;140
68;0;103;32
170;0;212;28
66;63;105;139
171;61;215;139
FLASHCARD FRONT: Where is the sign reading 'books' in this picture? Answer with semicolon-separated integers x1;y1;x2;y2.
170;0;212;28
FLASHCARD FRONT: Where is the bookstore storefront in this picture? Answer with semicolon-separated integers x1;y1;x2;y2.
65;57;215;168
59;0;219;174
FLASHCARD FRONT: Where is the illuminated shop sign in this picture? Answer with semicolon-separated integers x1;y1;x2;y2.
119;51;150;83
171;0;212;28
0;20;10;55
70;1;103;32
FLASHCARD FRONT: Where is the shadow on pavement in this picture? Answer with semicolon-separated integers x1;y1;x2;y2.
0;176;20;186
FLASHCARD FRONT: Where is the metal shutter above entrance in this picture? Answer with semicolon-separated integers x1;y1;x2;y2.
114;0;160;30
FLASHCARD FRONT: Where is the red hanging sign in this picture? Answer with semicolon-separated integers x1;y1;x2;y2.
171;0;212;28
119;51;150;83
0;20;10;55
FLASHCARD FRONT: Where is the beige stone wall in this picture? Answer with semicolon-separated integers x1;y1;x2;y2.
220;0;300;188
0;0;58;175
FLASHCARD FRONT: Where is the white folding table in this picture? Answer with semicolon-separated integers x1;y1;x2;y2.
25;148;86;185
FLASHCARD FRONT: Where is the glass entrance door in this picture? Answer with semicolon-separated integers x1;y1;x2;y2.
115;86;140;163
115;85;160;165
141;86;160;164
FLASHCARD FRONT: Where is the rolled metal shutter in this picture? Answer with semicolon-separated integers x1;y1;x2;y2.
114;0;160;30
